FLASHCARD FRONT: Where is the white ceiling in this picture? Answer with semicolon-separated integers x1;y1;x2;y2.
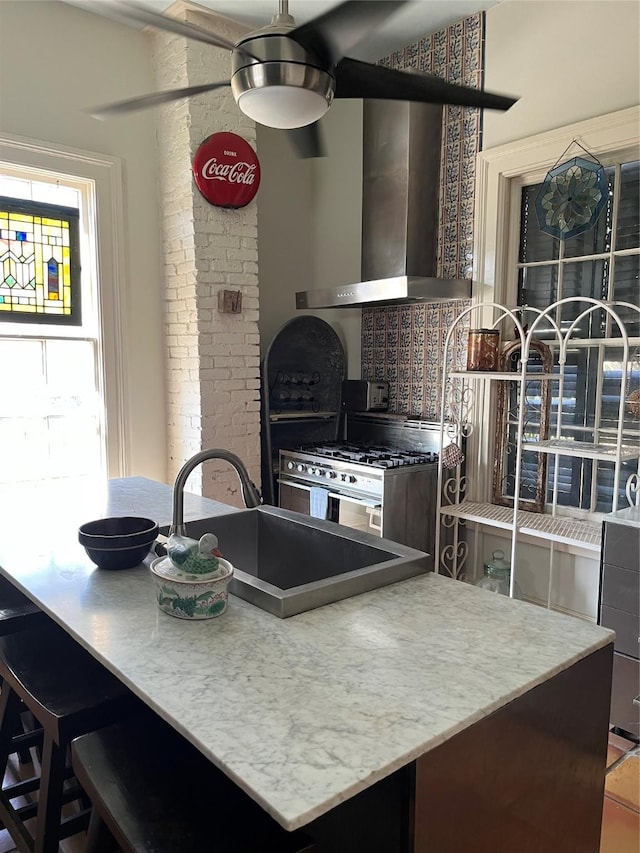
138;0;499;61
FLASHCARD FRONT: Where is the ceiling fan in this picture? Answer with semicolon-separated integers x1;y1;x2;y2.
83;0;517;157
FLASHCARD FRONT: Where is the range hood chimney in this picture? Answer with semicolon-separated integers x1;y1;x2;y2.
296;99;471;309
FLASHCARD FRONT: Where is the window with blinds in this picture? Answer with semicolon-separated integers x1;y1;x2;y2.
512;159;640;513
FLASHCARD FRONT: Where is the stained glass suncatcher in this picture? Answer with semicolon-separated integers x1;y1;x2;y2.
534;156;609;241
0;196;81;325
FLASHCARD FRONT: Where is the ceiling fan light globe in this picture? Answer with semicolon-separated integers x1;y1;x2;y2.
237;86;330;129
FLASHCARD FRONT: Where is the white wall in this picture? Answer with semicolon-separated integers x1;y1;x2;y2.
255;126;315;355
483;0;640;149
309;100;364;378
0;0;166;481
257;100;363;376
470;529;603;622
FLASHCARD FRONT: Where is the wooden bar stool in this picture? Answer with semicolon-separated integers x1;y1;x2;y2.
0;576;46;638
0;576;48;766
72;711;315;853
0;621;141;853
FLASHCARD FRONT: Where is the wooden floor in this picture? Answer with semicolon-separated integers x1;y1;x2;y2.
602;730;640;853
0;754;84;853
0;730;637;852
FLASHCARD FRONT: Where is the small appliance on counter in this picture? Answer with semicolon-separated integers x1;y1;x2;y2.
341;380;389;412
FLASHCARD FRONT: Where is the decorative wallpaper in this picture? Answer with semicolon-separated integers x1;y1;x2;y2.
361;12;484;418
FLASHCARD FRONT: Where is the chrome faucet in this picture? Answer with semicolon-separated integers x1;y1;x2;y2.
170;448;262;536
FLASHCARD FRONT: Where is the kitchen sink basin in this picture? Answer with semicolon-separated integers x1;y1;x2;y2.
159;506;429;618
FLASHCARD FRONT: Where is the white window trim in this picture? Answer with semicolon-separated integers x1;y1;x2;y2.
474;106;640;306
0;131;130;477
470;106;640;502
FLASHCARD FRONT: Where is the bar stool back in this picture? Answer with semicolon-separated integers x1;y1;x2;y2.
0;622;140;853
0;576;46;637
0;576;48;764
72;712;315;853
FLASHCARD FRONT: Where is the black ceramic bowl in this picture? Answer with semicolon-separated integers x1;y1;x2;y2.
78;516;159;570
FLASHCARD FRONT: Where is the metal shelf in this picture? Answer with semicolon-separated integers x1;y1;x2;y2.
269;411;338;423
435;297;640;601
449;371;555;380
438;501;602;552
522;439;640;461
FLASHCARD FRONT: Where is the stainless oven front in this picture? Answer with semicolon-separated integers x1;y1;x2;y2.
278;478;383;537
277;448;438;555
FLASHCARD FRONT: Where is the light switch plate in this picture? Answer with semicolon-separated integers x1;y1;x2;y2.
218;289;242;314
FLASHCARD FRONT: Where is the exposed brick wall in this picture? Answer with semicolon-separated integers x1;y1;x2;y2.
152;3;260;506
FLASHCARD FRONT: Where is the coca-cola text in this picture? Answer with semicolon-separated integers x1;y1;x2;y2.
201;158;257;185
193;132;261;208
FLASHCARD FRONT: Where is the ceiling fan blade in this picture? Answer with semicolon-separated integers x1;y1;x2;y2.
89;81;231;119
289;0;407;67
286;123;326;159
76;1;244;55
335;57;517;112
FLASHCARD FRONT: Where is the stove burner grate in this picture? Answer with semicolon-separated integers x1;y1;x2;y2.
296;442;438;468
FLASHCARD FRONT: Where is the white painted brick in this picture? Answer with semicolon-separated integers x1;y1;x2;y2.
211;235;242;249
225;273;257;286
200;368;232;381
229;343;259;355
227;248;258;262
154;15;260;484
228;366;260;377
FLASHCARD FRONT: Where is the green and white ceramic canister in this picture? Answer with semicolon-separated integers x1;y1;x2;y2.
150;556;233;620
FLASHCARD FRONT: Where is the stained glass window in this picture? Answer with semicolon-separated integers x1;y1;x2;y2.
0;196;81;325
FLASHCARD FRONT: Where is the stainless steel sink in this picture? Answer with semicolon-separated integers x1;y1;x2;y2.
160;506;429;618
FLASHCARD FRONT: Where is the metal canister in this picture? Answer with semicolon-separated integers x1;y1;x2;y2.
466;329;500;371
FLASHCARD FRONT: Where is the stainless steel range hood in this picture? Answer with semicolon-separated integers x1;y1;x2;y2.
296;99;471;309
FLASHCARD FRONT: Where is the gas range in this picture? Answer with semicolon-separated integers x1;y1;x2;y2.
278;416;442;556
298;442;438;468
279;442;439;501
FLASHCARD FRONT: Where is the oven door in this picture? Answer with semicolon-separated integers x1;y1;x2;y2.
278;479;382;538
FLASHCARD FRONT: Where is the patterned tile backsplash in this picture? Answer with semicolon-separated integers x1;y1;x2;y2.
362;12;483;417
362;301;470;418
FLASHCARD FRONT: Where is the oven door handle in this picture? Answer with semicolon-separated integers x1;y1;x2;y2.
329;492;380;509
278;479;381;509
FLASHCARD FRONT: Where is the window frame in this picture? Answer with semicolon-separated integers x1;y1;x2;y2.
0;131;130;478
472;106;640;515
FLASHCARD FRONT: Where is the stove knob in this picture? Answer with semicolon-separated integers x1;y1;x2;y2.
325;470;337;479
297;464;304;472
347;475;357;483
287;462;294;470
315;468;322;476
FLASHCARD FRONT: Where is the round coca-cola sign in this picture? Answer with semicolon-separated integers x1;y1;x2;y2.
192;132;261;208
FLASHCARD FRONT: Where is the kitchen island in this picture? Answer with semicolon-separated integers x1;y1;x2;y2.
0;477;614;852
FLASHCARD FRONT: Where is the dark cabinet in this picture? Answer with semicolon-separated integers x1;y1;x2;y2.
599;519;640;738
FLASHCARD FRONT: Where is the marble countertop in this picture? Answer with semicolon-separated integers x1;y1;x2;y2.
0;477;614;831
